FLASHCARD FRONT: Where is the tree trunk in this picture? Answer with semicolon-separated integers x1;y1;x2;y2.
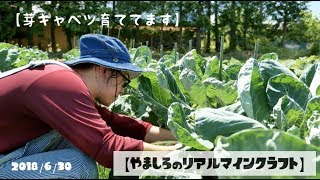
27;32;33;48
178;1;183;52
214;1;220;52
243;29;247;50
229;1;237;51
196;1;202;54
243;5;249;50
50;21;57;52
281;10;288;48
26;1;33;48
151;34;153;49
258;2;263;35
205;1;211;53
160;22;163;49
196;28;201;54
66;30;73;50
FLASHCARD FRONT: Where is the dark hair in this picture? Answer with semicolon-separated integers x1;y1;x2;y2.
104;68;119;84
72;63;120;85
71;63;96;70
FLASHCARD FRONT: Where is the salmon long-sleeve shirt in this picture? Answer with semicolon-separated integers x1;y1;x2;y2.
0;64;153;168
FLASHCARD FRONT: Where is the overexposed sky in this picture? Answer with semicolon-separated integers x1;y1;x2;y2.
308;1;320;18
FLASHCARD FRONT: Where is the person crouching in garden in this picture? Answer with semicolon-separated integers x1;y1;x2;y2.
0;34;179;179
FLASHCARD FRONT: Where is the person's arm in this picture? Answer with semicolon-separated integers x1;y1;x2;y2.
143;141;182;151
144;126;177;143
96;103;177;142
24;70;153;168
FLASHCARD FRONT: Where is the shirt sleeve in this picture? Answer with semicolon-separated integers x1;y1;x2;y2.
24;69;144;168
95;103;153;141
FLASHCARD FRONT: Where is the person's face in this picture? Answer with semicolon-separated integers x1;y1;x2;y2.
95;67;130;106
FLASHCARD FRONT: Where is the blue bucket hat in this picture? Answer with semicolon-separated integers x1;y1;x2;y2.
63;34;144;79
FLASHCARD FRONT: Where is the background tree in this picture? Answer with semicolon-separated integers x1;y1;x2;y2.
0;1;20;42
166;1;193;52
266;1;309;47
219;1;241;52
195;1;203;54
114;1;151;44
41;1;58;52
205;1;212;53
288;10;320;55
213;0;220;52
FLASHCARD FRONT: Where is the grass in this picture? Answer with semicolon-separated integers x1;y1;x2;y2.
98;164;111;179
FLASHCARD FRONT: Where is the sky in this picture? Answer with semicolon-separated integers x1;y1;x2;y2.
308;1;320;18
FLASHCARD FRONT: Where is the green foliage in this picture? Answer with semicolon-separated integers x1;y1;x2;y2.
271;95;304;132
0;2;20;41
215;129;320;178
237;58;270;122
259;59;298;85
288;11;320;55
167;103;213;150
133;46;153;65
167;103;266;151
203;78;238;107
62;48;80;61
266;73;312;109
0;43;48;72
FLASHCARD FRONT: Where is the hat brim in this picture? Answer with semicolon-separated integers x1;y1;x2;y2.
63;57;144;79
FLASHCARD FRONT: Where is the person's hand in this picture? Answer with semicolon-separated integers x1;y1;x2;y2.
173;143;185;150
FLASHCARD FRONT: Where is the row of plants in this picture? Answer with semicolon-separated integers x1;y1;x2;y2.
113;46;320;178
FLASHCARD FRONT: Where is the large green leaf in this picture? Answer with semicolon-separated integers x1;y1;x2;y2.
203;56;219;79
266;73;312;109
309;65;320;97
237;58;270;122
305;112;320;146
172;70;188;98
137;72;172;125
134;56;149;68
259;59;298;86
158;54;176;68
203;77;238;107
203;56;229;81
192;50;207;74
215;129;320;178
218;100;246;115
258;52;278;62
167;103;214;150
271;95;304;131
156;63;188;104
299;63;320;87
225;64;242;80
299;97;320;139
0;48;10;72
177;49;203;78
304;96;320;125
133;45;152;64
109;94;159;125
194;108;266;142
6;48;18;63
136;63;195;125
179;68;208;107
